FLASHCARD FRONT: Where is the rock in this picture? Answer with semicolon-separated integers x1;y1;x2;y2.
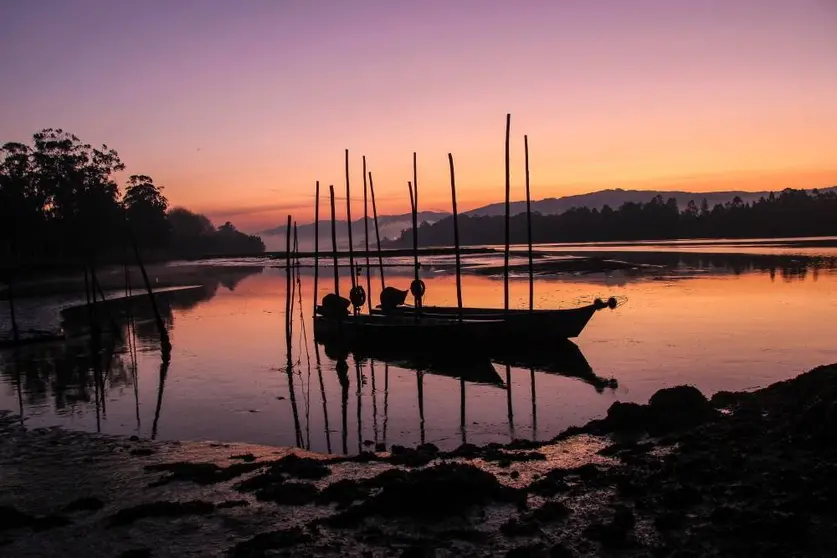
63;497;105;513
582;521;630;549
613;505;635;530
501;517;540;537
108;501;215;527
228;527;311;557
326;463;524;523
254;481;319;505
119;549;152;558
417;443;439;455
604;402;649;432
647;385;717;434
530;501;571;522
317;479;369;507
506;543;548;557
217;500;249;509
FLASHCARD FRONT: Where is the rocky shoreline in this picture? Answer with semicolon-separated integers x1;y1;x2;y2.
3;363;836;557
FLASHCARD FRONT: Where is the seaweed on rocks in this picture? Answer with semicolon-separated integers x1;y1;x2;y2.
323;463;525;527
145;461;263;486
227;527;312;557
107;500;215;527
63;497;105;513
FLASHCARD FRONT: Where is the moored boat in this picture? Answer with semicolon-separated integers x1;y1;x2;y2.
368;299;614;340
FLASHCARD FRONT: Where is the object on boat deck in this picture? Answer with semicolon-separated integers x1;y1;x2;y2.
379;286;409;313
318;293;351;319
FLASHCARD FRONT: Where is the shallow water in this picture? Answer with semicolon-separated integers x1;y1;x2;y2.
1;238;836;453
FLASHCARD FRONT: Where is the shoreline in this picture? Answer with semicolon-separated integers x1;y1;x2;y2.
3;362;837;556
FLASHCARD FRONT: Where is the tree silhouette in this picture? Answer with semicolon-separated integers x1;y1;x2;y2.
0;129;265;266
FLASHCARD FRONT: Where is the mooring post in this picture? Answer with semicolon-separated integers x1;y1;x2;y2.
525;134;534;312
329;185;340;297
369;172;385;290
313;181;320;317
504;113;511;315
449;153;463;321
345;149;356;288
363;156;373;313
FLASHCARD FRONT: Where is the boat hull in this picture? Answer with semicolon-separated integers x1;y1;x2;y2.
369;304;599;340
313;314;505;350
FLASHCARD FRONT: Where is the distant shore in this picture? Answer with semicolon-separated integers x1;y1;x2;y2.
2;362;836;557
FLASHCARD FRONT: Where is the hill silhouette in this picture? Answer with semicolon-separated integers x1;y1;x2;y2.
384;188;837;248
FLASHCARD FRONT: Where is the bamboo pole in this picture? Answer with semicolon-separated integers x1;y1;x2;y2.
525;134;534;312
285;215;292;349
504;113;511;314
449;153;463;321
369;172;385;290
344;149;356;288
313;181;320;316
130;236;171;355
329;185;339;297
6;277;20;346
408;180;420;313
363;156;372;313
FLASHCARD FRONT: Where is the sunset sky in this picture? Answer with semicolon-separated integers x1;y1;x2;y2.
2;0;836;232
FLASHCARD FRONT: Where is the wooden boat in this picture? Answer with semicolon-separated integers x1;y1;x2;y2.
369;301;608;340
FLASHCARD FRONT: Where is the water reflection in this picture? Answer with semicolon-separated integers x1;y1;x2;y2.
1;243;836;453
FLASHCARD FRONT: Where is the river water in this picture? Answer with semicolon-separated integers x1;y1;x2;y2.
1;237;836;453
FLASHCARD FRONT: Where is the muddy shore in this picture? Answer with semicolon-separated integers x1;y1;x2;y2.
2;363;836;557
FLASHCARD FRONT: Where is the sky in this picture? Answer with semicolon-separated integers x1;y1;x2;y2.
2;0;836;232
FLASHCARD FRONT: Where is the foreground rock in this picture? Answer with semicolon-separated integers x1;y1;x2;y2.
2;364;837;556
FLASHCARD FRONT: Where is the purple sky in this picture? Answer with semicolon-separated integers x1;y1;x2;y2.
2;0;836;230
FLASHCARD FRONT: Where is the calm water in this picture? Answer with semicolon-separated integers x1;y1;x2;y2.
1;238;836;453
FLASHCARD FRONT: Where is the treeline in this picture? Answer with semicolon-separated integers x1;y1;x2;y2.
388;189;837;247
0;129;264;265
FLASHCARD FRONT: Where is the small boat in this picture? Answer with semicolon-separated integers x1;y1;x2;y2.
369;301;612;340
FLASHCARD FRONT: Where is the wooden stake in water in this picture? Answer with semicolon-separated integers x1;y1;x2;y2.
345;149;356;288
449;153;463;321
369;172;385;290
329;185;340;297
6;277;20;346
313;181;320;316
130;235;171;355
504;113;511;314
408;180;421;314
285;215;292;348
363;156;372;313
525;134;534;312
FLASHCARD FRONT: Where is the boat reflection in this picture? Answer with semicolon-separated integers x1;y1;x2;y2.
489;339;617;392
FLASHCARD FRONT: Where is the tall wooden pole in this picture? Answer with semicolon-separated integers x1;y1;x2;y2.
363;156;372;313
408;180;420;313
525;135;534;312
369;172;385;290
130;235;171;355
345;149;356;288
449;153;463;321
285;215;292;349
313;181;320;316
504;113;511;314
329;185;339;297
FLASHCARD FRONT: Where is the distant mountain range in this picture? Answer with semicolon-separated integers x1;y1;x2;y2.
260;211;448;252
260;186;836;251
462;187;837;217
